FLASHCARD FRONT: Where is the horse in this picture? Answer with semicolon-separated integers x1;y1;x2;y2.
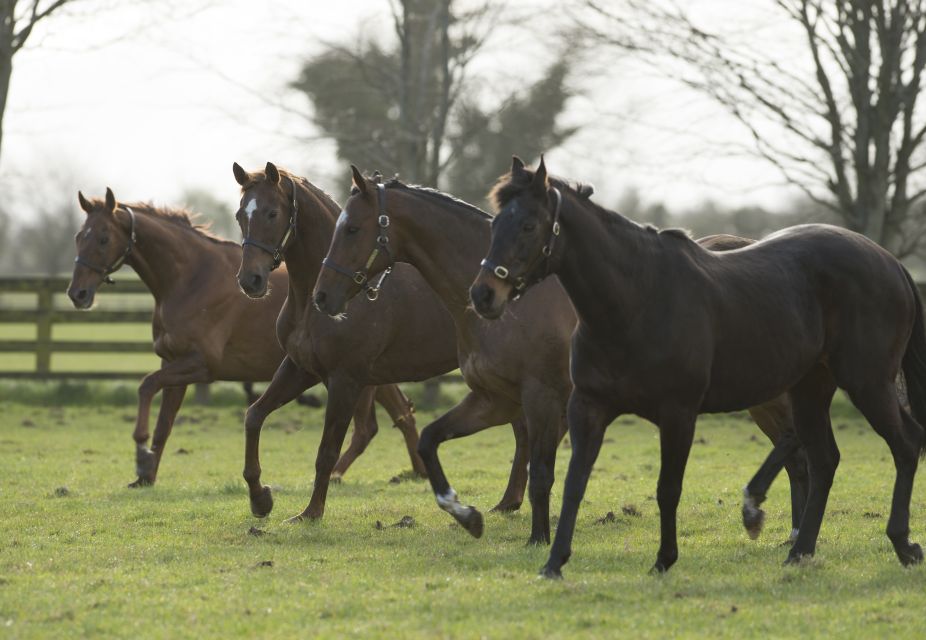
472;156;926;578
311;166;809;544
67;188;425;487
232;162;532;523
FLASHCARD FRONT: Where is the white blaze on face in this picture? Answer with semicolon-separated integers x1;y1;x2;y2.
336;209;348;231
244;197;258;222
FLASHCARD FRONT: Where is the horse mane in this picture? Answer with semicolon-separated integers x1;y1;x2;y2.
378;176;494;220
122;201;237;246
489;166;691;241
240;168;340;213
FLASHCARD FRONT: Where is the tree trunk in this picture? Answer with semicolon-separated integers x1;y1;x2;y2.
0;1;13;166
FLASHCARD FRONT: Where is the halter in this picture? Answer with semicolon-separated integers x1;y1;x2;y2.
480;187;562;294
74;206;137;285
241;176;298;271
320;182;394;301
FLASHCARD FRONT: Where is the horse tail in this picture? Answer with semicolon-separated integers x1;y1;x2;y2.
901;266;926;458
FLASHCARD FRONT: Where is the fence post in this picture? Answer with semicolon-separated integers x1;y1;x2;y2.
35;284;53;375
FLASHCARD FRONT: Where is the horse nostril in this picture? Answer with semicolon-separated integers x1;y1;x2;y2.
314;291;327;308
250;273;264;290
76;289;88;301
472;285;493;308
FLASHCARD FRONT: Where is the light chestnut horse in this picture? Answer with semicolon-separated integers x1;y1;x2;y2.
67;188;425;487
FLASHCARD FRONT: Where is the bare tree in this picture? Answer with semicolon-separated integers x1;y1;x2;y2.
0;1;79;164
579;0;926;257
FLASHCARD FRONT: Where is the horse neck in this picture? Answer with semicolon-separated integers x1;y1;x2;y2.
555;197;655;330
282;181;339;306
390;189;490;315
124;210;210;300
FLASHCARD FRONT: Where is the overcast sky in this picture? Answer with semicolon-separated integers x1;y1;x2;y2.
1;0;804;222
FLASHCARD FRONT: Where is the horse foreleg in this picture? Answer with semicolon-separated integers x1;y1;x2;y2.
541;391;614;579
651;409;697;574
491;414;528;513
375;384;426;477
286;375;364;523
130;356;210;488
141;385;188;484
418;390;514;539
331;386;378;481
243;357;318;518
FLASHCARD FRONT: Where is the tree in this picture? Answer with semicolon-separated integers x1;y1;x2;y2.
579;0;926;257
291;0;575;205
1;1;77;164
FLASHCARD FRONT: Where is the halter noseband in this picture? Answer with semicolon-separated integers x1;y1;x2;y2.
480;187;562;294
74;206;137;285
241;176;298;271
320;182;394;302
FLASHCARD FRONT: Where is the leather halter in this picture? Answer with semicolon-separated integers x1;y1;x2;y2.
74;206;137;285
480;187;562;294
241;176;298;271
320;183;394;301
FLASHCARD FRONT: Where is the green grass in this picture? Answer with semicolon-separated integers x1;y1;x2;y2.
0;394;924;639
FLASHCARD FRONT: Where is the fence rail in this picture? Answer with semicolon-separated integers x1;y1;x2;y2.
0;276;154;379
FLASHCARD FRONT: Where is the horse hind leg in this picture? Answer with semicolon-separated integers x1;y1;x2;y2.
375;384;427;478
491;414;529;513
330;386;378;482
785;366;838;564
847;384;924;566
522;384;567;545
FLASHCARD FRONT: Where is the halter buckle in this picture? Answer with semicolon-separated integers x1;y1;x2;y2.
378;215;390;228
493;265;509;279
353;272;367;285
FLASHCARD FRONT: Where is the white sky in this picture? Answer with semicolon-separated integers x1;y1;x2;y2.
1;0;806;222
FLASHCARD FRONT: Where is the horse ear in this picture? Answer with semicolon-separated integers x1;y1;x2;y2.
350;164;368;195
531;155;548;195
265;162;280;185
232;162;249;186
105;187;117;213
511;155;526;177
77;191;93;214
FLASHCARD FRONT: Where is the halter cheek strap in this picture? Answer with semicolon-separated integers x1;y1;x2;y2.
74;206;137;285
320;182;395;301
241;176;298;271
480;187;562;293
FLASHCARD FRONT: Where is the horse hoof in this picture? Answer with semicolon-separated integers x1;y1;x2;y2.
135;447;157;479
453;507;484;538
489;500;522;513
742;506;765;540
898;542;923;566
526;535;550;546
250;485;274;518
539;564;563;580
330;473;343;485
284;510;320;524
649;562;669;575
784;550;812;566
127;477;154;489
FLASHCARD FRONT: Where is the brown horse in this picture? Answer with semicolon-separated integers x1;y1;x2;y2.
474;157;926;577
67;188;425;487
232;162;531;523
311;167;808;545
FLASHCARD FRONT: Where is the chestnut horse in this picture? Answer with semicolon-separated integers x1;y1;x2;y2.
473;157;926;577
67;188;425;487
232;162;530;523
312;168;808;544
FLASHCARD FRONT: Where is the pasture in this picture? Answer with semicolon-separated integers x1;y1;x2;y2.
1;386;924;639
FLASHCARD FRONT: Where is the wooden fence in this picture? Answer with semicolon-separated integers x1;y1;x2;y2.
0;276;152;379
0;276;459;404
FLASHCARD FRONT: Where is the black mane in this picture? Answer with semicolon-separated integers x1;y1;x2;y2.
382;178;493;220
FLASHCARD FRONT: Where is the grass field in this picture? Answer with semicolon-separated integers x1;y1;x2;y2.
1;391;925;638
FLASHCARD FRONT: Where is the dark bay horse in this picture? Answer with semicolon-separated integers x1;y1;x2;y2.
312;167;809;544
232;162;531;522
472;157;926;577
67;188;425;487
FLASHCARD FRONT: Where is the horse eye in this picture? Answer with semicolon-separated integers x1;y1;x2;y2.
523;222;536;232
346;225;360;235
268;211;278;219
100;236;110;245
